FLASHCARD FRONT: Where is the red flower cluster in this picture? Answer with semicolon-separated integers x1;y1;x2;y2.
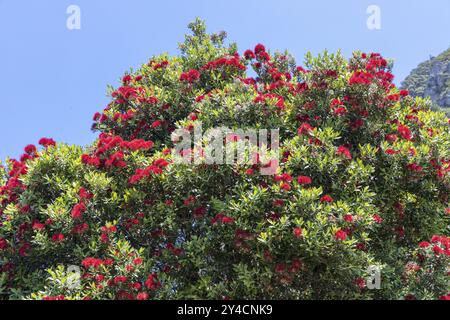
38;137;56;148
243;50;256;60
144;273;161;290
24;144;37;155
320;195;334;203
349;71;374;86
406;163;423;172
71;187;92;220
71;202;87;219
0;238;8;250
336;145;352;160
82;257;113;269
274;173;293;191
254;44;270;62
151;60;169;70
372;214;383;224
254;93;285;110
211;213;235;225
81;134;154;170
416;235;450;257
274;258;304;284
397;124;412;141
51;233;65;243
180;69;201;83
201;54;246;72
335;229;348;241
297;176;312;185
128;158;169;184
293;227;303;239
297;123;314;136
111;86;140;105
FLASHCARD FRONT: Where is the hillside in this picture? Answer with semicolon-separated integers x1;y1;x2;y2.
402;48;450;116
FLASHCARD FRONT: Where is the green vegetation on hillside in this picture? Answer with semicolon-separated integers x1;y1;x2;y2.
402;48;450;116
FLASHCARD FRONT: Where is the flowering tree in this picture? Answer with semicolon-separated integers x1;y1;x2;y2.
0;19;449;300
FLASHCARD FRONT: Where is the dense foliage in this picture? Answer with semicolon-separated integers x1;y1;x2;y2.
1;19;449;300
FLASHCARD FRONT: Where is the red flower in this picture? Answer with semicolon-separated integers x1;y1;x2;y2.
320;195;334;203
24;144;37;155
274;173;293;183
349;71;373;85
100;233;109;243
399;90;409;97
333;107;347;116
254;44;266;55
432;245;444;255
419;241;430;248
201;56;246;72
144;274;160;290
431;235;441;243
244;50;255;60
93;112;101;121
397;124;412;140
180;69;200;83
0;238;8;250
439;294;450;300
336;145;352;160
151;120;162;128
293;227;303;239
372;214;383;224
245;168;254;175
298;123;314;136
136;292;149;300
114;276;128;284
122;75;132;84
344;214;353;222
82;257;104;269
38;137;56;148
289;259;303;273
71;202;87;220
51;233;65;243
275;263;286;274
406;163;423;172
350;119;364;130
193;206;206;219
79;187;92;200
335;229;347;241
385;134;398;142
221;216;235;224
355;277;366;289
19;243;31;257
32;221;45;230
281;182;291;191
81;154;101;168
297;176;312;185
385;148;398;155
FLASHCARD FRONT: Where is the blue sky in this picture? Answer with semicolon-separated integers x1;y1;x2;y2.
1;0;449;161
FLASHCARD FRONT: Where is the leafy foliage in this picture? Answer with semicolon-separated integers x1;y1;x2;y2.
1;19;449;300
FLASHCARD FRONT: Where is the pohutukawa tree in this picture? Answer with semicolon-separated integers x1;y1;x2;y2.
0;19;449;300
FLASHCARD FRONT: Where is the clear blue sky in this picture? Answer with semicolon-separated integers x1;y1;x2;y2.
1;0;449;161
